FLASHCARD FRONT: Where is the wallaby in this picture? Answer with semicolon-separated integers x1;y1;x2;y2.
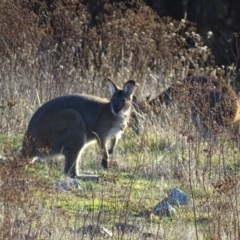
21;79;137;177
147;75;240;139
130;95;141;135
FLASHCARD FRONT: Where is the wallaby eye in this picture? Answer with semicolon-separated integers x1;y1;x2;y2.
113;99;126;114
114;104;122;113
116;105;121;111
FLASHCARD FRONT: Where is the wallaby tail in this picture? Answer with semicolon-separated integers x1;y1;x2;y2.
20;132;34;159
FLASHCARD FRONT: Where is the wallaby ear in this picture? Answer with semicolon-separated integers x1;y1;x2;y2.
108;78;119;95
123;80;137;98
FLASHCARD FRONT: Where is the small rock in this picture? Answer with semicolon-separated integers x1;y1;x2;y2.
38;228;51;238
14;219;27;229
32;155;64;165
12;147;22;157
17;234;32;240
76;171;99;182
76;224;112;238
153;201;176;217
161;197;180;208
114;222;140;233
0;156;6;165
63;227;75;234
76;174;99;182
168;188;191;205
32;157;45;164
56;177;82;192
79;171;95;175
140;232;158;239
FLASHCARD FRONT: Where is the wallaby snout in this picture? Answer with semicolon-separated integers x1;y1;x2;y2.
22;79;137;177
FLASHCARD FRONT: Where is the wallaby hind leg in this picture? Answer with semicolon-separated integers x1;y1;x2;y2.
56;110;87;177
62;137;86;177
44;109;87;177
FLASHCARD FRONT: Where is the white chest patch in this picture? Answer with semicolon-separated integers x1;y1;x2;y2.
108;114;128;139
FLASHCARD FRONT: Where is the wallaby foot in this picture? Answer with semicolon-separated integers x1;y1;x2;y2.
101;158;108;169
108;149;113;155
64;154;78;177
64;156;77;177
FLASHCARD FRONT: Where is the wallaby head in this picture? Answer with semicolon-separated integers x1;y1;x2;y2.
108;78;135;116
21;79;137;177
148;87;172;108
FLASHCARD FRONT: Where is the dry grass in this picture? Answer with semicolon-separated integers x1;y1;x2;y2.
0;1;240;240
